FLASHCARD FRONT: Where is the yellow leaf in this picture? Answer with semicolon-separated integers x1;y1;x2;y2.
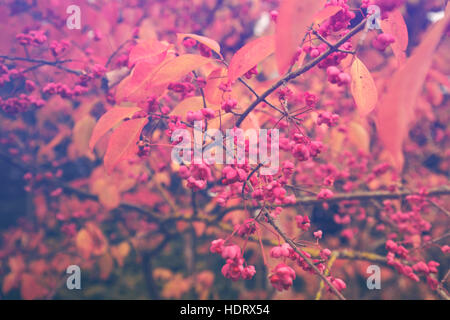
348;121;370;153
350;57;378;117
73;115;96;155
111;241;131;267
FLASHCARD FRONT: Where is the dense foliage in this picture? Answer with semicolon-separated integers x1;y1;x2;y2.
0;0;449;300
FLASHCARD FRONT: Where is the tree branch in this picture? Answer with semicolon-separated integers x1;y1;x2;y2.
217;186;450;216
0;55;84;75
235;18;367;128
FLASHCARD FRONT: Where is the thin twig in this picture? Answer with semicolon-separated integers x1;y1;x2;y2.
235;18;367;128
0;55;83;75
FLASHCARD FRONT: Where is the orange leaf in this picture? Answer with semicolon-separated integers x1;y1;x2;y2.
122;54;211;102
350;57;378;116
98;182;121;209
153;268;173;281
29;260;47;276
21;273;48;300
376;4;450;172
9;255;26;274
314;5;342;24
76;223;108;259
89;106;141;150
104;117;148;174
275;0;326;75
192;221;206;237
227;35;275;83
86;223;107;251
76;228;94;259
2;273;19;294
116;59;171;103
380;10;408;66
128;38;168;67
73;115;96;154
98;253;114;280
204;67;227;105
111;241;131;267
348;121;370;153
177;33;222;58
171;96;206;117
151;54;212;86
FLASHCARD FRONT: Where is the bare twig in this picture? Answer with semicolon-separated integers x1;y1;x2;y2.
0;55;83;75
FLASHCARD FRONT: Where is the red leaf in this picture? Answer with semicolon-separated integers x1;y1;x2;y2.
104;117;148;174
376;4;450;172
275;0;326;75
227;35;275;83
380;10;408;66
89;106;141;150
314;5;342;25
177;33;222;58
350;57;378;116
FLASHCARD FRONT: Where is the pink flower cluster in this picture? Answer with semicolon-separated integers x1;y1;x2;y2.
386;238;441;288
269;263;296;291
186;108;216;123
326;276;347;293
210;240;256;281
268;242;334;291
16;30;47;46
0;94;45;114
295;215;311;231
251;179;296;205
43;82;88;99
317;111;340;127
221;98;238;113
244;65;258;80
50;40;70;57
326;66;351;86
372;33;395;52
179;162;213;191
280;133;324;162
